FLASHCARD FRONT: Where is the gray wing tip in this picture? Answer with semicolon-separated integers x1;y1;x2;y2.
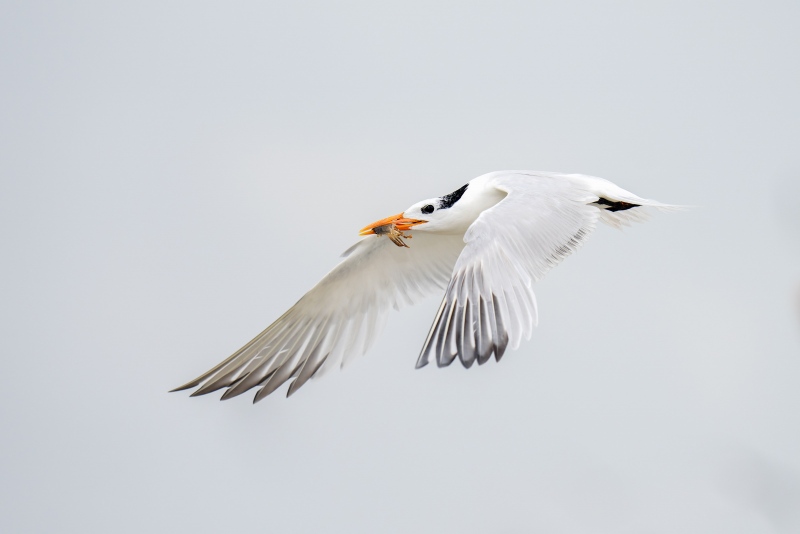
169;378;203;393
457;354;476;369
219;388;241;401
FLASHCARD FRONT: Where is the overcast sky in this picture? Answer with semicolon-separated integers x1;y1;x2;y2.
2;1;799;533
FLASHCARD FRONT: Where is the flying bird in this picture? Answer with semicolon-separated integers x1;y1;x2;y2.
172;170;677;403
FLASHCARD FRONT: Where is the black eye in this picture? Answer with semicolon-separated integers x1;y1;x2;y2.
421;204;435;214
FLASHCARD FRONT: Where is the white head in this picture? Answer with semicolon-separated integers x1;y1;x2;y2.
359;183;472;237
359;178;506;238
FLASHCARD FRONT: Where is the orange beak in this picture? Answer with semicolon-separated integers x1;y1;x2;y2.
359;212;427;236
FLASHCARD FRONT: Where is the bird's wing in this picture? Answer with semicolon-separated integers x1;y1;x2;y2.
173;232;465;401
416;172;606;369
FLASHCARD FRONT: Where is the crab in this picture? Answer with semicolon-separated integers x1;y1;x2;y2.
372;222;414;248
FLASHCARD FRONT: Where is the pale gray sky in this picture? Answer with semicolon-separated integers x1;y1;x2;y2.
2;1;799;533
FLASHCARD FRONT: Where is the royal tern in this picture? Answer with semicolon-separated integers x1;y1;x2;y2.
172;170;677;403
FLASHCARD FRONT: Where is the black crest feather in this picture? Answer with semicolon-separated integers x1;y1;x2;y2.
439;183;468;209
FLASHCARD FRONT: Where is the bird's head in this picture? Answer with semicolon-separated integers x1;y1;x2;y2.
359;184;473;239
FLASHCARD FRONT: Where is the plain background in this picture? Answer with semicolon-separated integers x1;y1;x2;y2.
2;1;799;532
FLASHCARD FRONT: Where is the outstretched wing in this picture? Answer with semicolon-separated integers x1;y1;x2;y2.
174;231;464;402
415;171;667;369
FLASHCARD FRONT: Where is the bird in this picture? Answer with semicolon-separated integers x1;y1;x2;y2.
171;170;678;403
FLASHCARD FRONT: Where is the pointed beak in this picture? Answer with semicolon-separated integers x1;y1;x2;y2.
359;212;427;236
